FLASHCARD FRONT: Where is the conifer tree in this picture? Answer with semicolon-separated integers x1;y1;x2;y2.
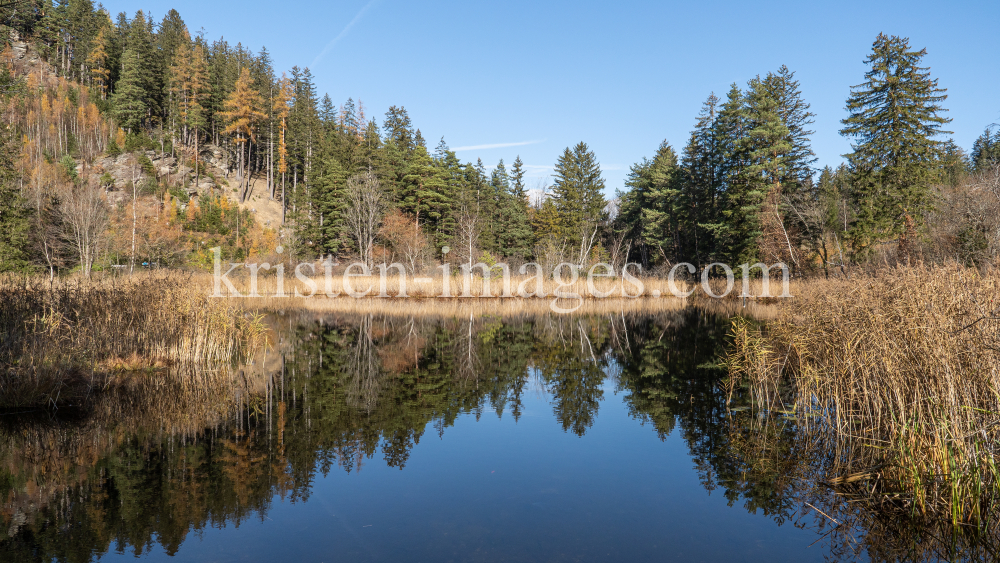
743;76;793;266
86;23;112;99
761;65;816;192
0;161;30;272
679;93;724;265
400;145;452;245
498;162;533;259
383;105;414;154
220;67;265;201
274;74;293;219
123;11;162;120
636;142;682;260
840;33;951;256
112;49;148;132
551;142;606;255
312;153;348;254
971;126;1000;171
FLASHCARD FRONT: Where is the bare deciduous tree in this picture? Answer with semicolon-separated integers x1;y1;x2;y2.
59;181;108;278
343;172;386;269
454;203;480;270
380;209;429;274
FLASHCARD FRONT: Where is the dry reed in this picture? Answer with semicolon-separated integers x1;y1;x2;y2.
726;263;1000;528
0;273;267;408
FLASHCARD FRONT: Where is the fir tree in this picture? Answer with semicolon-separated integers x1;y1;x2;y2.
840;33;951;255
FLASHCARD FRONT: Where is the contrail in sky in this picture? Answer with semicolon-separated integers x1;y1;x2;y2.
452;140;544;152
310;0;381;68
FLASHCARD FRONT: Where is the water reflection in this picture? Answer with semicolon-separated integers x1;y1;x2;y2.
0;309;992;561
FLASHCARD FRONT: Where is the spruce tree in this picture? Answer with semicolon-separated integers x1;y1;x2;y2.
111;49;148;132
0;167;30;272
551;142;606;253
383;106;415;154
840;33;951;255
761;65;816;192
971;125;1000;171
680;93;724;266
313;154;348;254
638;142;683;261
742;76;793;266
500;172;533;259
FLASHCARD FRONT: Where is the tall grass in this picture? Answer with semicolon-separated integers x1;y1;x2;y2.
726;263;1000;528
0;274;267;408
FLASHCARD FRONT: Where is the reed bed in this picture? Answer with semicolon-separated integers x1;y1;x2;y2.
0;274;267;408
726;263;1000;529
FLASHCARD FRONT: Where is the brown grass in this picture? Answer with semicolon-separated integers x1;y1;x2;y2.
726;263;1000;528
0;273;267;408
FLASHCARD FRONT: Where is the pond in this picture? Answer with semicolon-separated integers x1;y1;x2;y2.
0;309;970;562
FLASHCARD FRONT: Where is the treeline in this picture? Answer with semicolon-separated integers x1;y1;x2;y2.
619;36;1000;275
0;1;998;276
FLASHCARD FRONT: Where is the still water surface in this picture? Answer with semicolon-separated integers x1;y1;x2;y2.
2;310;860;562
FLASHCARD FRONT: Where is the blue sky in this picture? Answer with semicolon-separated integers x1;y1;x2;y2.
104;0;1000;196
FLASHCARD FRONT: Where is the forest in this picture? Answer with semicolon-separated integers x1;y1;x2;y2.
0;0;998;277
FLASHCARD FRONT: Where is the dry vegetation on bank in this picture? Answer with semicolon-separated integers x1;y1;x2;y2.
726;263;1000;528
0;274;267;408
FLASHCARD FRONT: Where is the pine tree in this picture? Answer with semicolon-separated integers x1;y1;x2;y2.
531;196;562;245
840;33;951;256
551;142;606;254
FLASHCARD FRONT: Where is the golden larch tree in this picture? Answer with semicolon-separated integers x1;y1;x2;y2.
221;67;265;202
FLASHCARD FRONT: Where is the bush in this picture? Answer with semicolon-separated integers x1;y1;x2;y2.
168;185;190;203
137;152;155;176
59;154;78;182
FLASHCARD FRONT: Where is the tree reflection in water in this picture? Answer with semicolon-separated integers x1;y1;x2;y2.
1;309;995;561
